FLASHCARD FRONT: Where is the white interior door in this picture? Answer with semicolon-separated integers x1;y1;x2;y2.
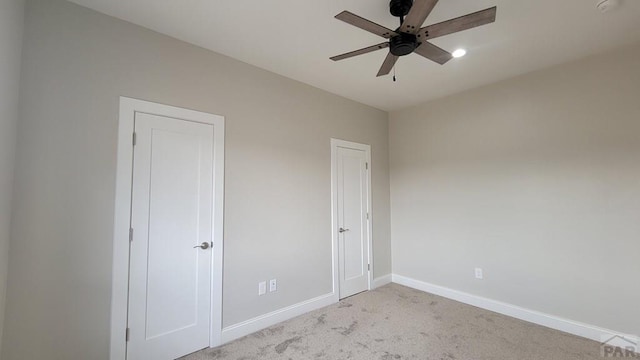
333;140;371;299
127;112;214;360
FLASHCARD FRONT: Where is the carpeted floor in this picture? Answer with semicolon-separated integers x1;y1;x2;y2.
181;283;605;360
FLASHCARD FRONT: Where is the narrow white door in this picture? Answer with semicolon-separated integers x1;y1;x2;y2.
128;112;214;359
333;140;371;299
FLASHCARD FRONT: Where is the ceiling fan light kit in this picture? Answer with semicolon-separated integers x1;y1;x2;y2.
330;0;497;77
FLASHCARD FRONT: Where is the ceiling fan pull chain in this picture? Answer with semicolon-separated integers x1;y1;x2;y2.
393;66;397;82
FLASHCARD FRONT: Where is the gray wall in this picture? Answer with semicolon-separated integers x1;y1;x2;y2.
1;0;391;358
0;0;25;354
390;43;640;336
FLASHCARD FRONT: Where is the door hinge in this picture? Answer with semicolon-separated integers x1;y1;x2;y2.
129;228;133;242
365;162;369;170
132;132;137;146
368;264;370;271
366;212;369;220
125;328;130;342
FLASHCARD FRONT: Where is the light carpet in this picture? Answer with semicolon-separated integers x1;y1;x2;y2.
182;283;605;359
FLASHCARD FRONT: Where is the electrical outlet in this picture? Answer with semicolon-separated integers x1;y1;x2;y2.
269;279;277;292
475;268;484;280
258;281;266;295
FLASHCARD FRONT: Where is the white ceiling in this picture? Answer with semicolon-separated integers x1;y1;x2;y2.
67;0;640;111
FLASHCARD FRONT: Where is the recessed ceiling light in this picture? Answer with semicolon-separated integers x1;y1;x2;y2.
452;49;467;58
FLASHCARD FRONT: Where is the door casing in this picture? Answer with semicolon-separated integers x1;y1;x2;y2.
110;97;225;360
330;138;373;301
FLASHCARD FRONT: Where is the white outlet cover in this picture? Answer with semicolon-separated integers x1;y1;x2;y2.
475;268;484;279
258;281;266;295
269;279;277;292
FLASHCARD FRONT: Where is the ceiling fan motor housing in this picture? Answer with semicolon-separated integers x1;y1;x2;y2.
389;0;413;17
390;33;418;56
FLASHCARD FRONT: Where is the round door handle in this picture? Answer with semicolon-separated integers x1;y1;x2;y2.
339;228;350;233
193;242;210;250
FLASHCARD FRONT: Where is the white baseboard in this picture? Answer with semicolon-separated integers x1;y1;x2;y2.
392;274;637;345
372;274;392;289
220;292;336;344
219;275;636;349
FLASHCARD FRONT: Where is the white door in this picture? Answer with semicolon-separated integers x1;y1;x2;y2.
332;140;372;299
127;112;214;359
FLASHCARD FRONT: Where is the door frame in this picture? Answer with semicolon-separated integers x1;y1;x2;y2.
330;138;373;301
110;97;225;360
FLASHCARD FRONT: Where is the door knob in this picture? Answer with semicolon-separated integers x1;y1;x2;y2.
339;228;350;233
193;242;210;250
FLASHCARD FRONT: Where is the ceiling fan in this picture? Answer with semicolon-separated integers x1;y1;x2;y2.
330;0;497;77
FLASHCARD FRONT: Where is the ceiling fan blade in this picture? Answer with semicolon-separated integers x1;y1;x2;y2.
376;52;399;77
335;11;397;39
418;7;497;40
331;42;390;61
400;0;439;34
414;41;452;65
